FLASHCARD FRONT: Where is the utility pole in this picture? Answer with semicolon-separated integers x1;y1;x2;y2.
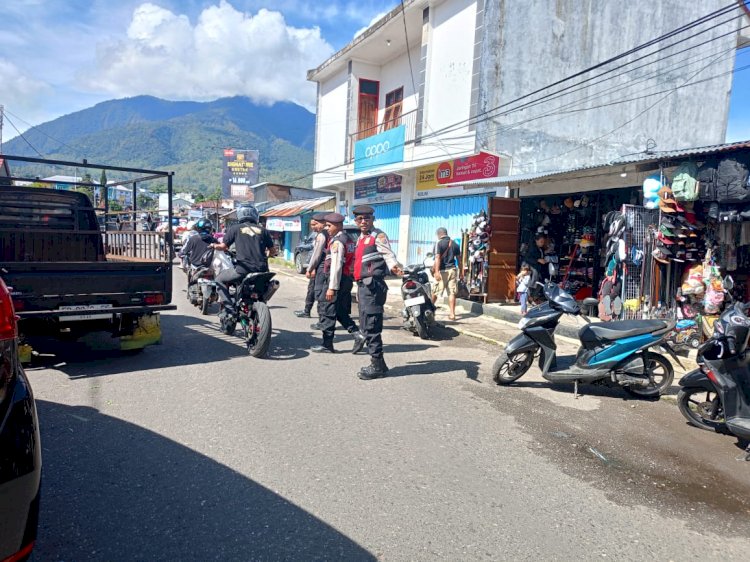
0;105;4;153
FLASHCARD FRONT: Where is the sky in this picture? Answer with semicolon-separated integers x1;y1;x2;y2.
0;0;749;143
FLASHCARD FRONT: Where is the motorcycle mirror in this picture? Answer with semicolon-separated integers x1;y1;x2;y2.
423;255;435;268
723;275;734;292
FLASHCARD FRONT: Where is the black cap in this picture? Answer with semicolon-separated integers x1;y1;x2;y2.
324;212;345;223
311;212;328;222
352;205;375;216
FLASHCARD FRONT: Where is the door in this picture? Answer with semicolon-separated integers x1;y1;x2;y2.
370;201;401;257
408;195;490;266
487;198;521;302
357;79;379;140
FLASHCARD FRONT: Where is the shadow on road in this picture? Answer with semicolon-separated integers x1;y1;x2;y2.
35;400;376;561
388;358;481;380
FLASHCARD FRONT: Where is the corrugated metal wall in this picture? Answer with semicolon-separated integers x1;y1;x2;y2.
408;195;489;265
371;201;401;257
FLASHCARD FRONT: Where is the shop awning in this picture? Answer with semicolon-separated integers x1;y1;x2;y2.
260;196;335;217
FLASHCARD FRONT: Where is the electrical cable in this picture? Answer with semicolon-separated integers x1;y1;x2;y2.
4;114;44;158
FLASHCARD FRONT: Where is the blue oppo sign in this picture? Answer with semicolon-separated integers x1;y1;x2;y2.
353;125;405;173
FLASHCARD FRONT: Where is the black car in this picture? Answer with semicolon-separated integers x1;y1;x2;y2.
0;277;41;562
293;225;360;274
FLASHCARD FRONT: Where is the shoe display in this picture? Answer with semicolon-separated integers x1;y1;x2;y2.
294;310;311;318
311;345;335;354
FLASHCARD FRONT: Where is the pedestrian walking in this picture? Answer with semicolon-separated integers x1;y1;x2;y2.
516;263;532;315
294;213;328;319
310;213;366;353
431;227;462;320
351;205;403;380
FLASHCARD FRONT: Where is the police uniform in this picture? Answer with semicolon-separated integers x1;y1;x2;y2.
295;212;328;318
351;205;402;379
311;213;365;353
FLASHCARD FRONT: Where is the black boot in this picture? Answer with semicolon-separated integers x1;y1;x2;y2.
294;310;311;318
311;344;335;353
351;330;366;354
310;322;322;330
358;356;389;380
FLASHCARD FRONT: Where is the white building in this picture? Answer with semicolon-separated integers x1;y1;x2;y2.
308;0;742;266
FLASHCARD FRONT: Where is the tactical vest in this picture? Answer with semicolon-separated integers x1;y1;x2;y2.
313;231;329;273
354;228;389;281
323;231;355;277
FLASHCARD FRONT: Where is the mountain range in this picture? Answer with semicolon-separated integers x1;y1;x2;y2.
2;95;316;191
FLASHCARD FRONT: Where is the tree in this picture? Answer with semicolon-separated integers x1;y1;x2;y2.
76;173;95;206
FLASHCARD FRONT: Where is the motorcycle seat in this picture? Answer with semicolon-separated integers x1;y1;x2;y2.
579;320;669;346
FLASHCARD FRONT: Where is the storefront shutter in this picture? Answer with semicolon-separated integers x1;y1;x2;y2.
370;201;401;257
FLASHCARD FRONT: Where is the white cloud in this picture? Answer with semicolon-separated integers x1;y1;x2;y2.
0;58;53;127
85;1;334;110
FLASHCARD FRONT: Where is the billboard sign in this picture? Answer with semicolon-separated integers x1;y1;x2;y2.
222;148;259;199
353;125;405;174
354;174;402;201
417;152;501;192
266;217;301;232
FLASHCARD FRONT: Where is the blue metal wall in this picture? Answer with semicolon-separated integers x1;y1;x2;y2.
371;201;401;257
407;195;489;265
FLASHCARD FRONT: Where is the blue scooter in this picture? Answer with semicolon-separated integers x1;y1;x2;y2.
492;282;679;398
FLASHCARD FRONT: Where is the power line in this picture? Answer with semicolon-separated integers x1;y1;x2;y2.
3;107;83;158
4;114;44;158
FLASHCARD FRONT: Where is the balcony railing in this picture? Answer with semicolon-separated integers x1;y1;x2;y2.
347;109;418;164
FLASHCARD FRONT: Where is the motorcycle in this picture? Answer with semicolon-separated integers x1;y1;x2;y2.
219;267;279;358
401;257;437;339
677;300;750;460
187;265;219;315
492;281;679;398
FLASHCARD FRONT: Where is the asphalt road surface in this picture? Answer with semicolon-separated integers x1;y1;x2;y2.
26;267;750;561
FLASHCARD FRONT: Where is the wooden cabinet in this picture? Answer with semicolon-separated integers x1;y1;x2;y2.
488;198;520;302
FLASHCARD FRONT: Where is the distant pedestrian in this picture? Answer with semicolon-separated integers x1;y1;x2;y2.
431;227;462;321
295;213;328;319
351;205;403;380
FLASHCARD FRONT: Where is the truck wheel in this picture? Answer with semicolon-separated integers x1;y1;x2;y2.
247;302;272;358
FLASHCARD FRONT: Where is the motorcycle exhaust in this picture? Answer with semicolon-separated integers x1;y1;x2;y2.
262;280;280;302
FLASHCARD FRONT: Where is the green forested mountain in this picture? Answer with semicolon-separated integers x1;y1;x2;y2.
3;96;315;191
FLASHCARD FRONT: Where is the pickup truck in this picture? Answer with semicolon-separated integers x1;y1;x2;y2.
0;183;176;360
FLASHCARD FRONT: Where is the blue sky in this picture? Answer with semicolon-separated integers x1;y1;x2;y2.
0;0;748;144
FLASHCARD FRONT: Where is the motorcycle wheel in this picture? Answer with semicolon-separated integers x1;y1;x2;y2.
246;301;272;358
200;295;210;315
414;314;430;339
677;387;726;432
492;351;534;385
623;352;674;398
220;311;237;336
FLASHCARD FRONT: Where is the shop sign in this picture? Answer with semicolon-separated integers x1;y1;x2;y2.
266;216;301;232
354;174;402;200
353;125;405;173
416;152;501;193
222;148;259;200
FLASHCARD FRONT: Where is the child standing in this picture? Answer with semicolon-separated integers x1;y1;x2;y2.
516;263;532;315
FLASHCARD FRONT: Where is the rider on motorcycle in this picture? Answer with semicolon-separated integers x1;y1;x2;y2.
211;204;277;317
180;219;217;268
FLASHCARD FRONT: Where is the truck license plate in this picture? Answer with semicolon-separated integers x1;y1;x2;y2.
58;304;113;321
404;296;425;307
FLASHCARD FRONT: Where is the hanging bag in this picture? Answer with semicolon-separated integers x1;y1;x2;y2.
671;162;699;201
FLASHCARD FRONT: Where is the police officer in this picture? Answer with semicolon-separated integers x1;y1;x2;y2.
294;212;328;319
351;205;403;379
311;213;366;353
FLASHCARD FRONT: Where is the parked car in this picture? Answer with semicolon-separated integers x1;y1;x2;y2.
293;224;360;274
0;277;41;562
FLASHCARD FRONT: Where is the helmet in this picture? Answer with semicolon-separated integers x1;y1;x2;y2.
195;218;213;234
236;204;259;223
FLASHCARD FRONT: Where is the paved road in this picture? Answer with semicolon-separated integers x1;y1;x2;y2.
26;268;750;561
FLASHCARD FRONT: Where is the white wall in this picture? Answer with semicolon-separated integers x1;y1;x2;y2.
424;0;477;138
315;67;350;173
377;46;421;120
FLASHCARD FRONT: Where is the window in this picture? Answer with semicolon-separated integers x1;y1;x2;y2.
382;87;403;131
357;79;379;140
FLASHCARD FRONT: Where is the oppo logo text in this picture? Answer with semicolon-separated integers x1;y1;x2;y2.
365;142;391;158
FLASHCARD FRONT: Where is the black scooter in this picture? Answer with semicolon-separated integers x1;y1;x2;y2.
492;281;679;398
677;301;750;460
